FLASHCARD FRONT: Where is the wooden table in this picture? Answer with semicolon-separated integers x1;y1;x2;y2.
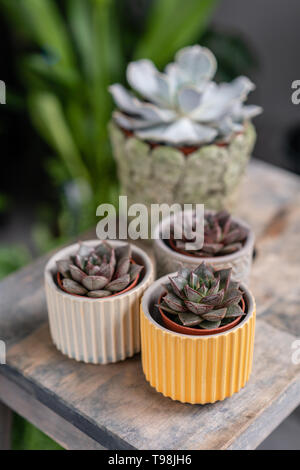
1;159;300;450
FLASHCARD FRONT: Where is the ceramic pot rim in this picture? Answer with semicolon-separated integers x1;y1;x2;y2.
141;272;255;339
45;240;154;303
153;209;255;265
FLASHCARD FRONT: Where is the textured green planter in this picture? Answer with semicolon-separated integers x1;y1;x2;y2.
109;121;256;211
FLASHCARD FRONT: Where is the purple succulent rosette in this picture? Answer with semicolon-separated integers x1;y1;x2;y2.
56;241;143;298
158;263;246;330
170;210;249;257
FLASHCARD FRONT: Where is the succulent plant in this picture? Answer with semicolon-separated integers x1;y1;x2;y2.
170;210;249;257
56;242;143;298
158;263;245;330
109;45;262;146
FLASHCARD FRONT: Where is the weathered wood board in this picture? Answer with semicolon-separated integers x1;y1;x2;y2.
0;159;300;449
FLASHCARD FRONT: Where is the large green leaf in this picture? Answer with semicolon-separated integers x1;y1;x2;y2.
68;0;94;78
28;92;91;184
22;54;80;91
89;0;119;159
135;0;219;67
2;0;75;67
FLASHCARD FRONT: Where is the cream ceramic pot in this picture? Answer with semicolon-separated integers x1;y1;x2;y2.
153;211;254;283
45;240;155;364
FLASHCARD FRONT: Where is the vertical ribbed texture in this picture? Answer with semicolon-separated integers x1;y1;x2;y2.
140;305;256;404
45;271;154;364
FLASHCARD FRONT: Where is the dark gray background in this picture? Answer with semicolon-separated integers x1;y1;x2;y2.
214;0;300;172
213;0;300;449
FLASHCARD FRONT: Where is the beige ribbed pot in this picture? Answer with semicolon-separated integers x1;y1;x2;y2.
153;211;254;283
45;240;155;364
140;274;256;404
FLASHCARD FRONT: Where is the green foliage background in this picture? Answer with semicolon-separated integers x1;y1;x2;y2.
0;0;220;240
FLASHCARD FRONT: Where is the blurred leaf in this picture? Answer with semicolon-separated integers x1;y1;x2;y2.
0;245;31;280
22;54;81;91
7;0;75;67
32;222;68;255
135;0;219;67
28;92;92;184
68;0;94;78
13;414;63;450
0;193;9;213
66;101;91;157
90;0;117;135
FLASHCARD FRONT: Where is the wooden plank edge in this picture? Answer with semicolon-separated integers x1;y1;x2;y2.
0;365;136;450
225;377;300;450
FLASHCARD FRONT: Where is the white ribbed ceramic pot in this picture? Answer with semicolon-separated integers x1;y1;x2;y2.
45;240;155;364
153;211;254;283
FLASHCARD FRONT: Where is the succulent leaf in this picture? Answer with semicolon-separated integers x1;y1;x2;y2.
178;312;204;327
129;264;143;282
199;320;221;330
193;262;214;280
62;279;88;296
115;244;132;261
115;257;131;279
225;304;245;318
202;308;227;321
201;290;224;306
177;266;191;280
158;302;180;315
184;301;212;315
56;260;71;278
202;243;224;254
164;293;187;313
82;276;108;291
207;277;220;295
159;262;244;330
222;228;246;245
175;45;217;84
78;243;94;259
169;275;188;298
184;285;202;302
216;268;232;291
69;264;87;283
189;272;198;289
221;288;243;308
106;274;130;292
220;243;243;255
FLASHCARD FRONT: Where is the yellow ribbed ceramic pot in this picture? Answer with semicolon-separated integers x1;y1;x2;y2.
140;274;256;404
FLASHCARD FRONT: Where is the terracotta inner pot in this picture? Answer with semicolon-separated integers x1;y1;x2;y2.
158;292;246;336
57;259;141;299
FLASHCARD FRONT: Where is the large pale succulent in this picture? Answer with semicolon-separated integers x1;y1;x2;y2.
159;263;245;330
170;210;248;256
57;242;143;298
109;45;262;146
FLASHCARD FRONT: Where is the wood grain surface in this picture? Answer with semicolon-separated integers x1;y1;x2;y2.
0;159;300;450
